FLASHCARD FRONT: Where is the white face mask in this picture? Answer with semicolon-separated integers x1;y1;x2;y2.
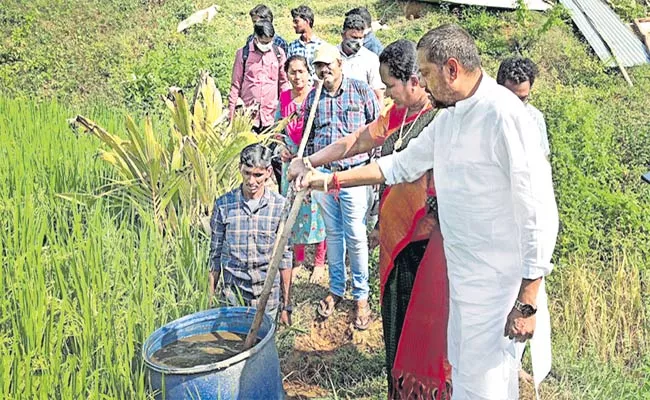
256;40;273;52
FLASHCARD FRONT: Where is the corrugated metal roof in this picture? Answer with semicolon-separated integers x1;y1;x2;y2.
560;0;650;67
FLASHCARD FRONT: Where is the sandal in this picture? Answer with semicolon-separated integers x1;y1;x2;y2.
354;301;372;330
316;293;341;319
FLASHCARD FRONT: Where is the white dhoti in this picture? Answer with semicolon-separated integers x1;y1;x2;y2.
377;75;559;400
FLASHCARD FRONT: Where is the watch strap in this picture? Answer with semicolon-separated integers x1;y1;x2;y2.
514;299;537;316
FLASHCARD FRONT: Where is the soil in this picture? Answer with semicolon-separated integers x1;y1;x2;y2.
280;245;385;399
278;246;562;399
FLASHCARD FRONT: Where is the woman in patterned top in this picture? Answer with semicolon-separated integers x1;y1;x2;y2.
277;55;328;289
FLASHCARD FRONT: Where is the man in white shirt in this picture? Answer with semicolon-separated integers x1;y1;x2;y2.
497;57;550;160
338;14;385;105
292;25;558;399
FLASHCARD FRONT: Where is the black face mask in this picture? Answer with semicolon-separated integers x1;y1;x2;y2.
342;38;362;55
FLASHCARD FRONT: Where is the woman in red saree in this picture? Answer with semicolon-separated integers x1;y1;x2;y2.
288;40;451;399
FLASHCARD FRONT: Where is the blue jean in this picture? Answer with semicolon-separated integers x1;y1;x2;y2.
312;185;370;300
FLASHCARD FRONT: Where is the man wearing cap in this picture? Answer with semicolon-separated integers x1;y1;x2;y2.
338;14;385;105
302;44;380;330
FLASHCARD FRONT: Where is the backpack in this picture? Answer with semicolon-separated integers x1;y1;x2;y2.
242;40;282;72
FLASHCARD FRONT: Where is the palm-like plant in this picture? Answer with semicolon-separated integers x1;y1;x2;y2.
61;71;284;232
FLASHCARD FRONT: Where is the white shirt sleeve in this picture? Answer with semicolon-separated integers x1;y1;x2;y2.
368;54;386;91
496;108;559;280
376;120;436;185
539;116;550;158
528;104;550;158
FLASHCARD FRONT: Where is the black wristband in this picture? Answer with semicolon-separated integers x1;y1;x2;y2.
281;304;293;313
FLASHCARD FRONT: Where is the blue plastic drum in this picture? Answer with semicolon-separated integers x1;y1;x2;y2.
142;307;283;399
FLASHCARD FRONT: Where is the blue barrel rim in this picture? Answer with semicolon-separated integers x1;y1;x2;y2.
142;307;276;375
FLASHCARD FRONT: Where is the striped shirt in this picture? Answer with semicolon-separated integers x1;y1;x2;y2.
209;186;291;312
303;77;380;169
287;35;324;80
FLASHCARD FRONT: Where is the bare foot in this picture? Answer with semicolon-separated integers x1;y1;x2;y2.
309;265;327;284
292;264;303;281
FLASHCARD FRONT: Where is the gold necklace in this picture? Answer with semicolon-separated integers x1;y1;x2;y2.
393;105;426;152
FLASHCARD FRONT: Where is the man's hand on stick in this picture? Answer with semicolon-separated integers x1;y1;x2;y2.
297;169;332;191
287;157;309;182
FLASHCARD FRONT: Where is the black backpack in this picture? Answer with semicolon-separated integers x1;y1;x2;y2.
242;40;282;72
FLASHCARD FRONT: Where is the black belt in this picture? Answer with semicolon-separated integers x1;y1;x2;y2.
324;160;369;172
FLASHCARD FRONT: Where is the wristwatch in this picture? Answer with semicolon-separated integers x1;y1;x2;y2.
514;299;537;317
280;304;293;313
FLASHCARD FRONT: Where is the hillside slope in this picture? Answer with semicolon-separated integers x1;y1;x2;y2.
2;0;649;398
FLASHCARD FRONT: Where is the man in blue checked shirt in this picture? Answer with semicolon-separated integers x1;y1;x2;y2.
209;144;294;325
287;5;325;83
301;44;380;330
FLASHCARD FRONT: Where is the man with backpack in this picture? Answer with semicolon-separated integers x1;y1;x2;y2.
245;4;288;54
228;20;290;132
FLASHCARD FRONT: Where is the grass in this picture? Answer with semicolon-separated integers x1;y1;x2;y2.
1;0;650;398
0;97;210;398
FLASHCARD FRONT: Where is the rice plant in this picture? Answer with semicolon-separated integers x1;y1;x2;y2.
0;97;210;399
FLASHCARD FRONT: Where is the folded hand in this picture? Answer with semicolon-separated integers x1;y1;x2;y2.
504;308;536;342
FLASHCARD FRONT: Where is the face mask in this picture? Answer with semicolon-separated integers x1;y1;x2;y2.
342;38;363;55
256;41;272;52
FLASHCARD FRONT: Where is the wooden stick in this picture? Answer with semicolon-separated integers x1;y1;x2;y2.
244;80;324;349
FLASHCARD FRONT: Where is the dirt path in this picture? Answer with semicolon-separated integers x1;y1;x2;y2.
277;253;569;399
279;263;385;399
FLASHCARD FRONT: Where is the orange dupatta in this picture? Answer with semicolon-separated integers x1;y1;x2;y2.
370;103;451;399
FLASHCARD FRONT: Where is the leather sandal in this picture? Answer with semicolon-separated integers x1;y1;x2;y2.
354;301;372;330
316;293;341;319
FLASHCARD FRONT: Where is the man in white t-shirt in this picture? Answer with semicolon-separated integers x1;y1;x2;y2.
338;14;385;105
497;57;550;160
